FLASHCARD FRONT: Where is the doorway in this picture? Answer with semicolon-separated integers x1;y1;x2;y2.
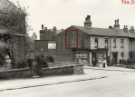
112;52;118;65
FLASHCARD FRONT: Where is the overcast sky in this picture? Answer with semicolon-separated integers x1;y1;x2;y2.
10;0;135;36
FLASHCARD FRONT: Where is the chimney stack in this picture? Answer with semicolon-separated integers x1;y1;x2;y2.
129;26;134;33
123;25;128;32
53;26;57;32
44;27;47;31
108;25;113;29
84;15;92;28
114;19;120;28
41;24;44;30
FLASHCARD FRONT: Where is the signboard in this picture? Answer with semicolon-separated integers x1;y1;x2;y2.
48;42;56;49
75;53;87;58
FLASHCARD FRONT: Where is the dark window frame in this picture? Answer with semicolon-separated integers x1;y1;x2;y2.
105;38;108;48
121;52;124;58
113;38;116;48
120;38;124;48
95;38;98;48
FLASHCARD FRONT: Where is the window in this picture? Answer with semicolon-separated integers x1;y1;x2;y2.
113;38;116;48
121;52;124;58
95;38;98;48
120;39;124;48
129;52;133;58
67;31;78;48
70;31;77;48
105;38;108;48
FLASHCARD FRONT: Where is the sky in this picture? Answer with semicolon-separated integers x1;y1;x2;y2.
10;0;135;37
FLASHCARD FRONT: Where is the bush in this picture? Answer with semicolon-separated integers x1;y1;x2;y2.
15;60;28;68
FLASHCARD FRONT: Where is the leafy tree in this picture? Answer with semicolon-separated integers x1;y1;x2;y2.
0;7;27;34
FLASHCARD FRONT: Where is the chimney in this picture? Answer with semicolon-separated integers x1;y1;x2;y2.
129;26;134;33
84;15;92;28
44;27;48;31
114;19;120;28
108;26;113;29
41;24;44;30
53;26;57;32
123;25;128;32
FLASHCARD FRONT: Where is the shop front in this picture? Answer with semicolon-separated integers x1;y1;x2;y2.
92;48;108;67
72;48;90;65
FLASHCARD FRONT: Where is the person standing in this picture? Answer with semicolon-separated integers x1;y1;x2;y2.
26;51;35;76
5;54;11;69
35;54;45;76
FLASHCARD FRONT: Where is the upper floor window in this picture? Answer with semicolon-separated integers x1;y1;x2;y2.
71;31;77;48
95;38;98;48
113;38;116;48
120;39;124;48
105;38;108;48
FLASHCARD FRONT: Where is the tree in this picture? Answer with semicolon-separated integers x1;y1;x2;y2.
0;7;27;34
31;32;37;40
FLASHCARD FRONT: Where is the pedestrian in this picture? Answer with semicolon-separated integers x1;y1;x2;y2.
26;50;35;76
35;54;44;76
103;59;107;68
5;54;11;69
31;59;40;78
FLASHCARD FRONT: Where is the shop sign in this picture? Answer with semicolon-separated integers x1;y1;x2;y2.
76;53;87;58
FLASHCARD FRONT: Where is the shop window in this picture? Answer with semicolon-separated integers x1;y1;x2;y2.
129;52;133;58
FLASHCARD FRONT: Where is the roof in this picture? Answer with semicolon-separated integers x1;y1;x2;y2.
70;25;135;38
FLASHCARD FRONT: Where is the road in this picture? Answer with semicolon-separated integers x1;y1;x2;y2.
0;68;135;97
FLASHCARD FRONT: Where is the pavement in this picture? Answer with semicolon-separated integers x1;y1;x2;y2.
84;65;135;72
0;66;134;92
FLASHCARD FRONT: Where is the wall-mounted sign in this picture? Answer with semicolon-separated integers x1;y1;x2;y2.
48;42;56;49
75;53;87;58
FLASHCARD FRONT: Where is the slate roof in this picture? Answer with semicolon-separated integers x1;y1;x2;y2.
71;25;135;38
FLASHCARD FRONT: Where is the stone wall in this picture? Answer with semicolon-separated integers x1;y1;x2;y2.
0;65;84;79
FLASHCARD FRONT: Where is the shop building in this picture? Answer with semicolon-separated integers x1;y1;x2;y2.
36;15;135;66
